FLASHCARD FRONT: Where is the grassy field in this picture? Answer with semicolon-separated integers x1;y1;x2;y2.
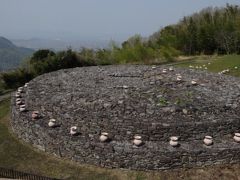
174;55;240;77
1;55;240;179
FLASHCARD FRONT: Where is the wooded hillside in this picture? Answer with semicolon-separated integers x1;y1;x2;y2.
149;4;240;55
0;37;34;71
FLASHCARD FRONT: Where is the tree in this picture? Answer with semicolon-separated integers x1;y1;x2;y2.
31;49;55;62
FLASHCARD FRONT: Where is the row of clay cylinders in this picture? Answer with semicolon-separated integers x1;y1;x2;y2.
132;135;240;147
32;118;240;146
51;123;240;146
203;135;240;146
169;135;240;147
32;114;55;126
151;66;174;72
69;126;110;142
46;122;111;142
15;84;28;112
176;74;198;85
69;128;141;145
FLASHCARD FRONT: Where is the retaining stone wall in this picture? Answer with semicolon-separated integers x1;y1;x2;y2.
11;65;240;170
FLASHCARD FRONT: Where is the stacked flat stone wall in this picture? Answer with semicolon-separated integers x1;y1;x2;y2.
11;65;240;170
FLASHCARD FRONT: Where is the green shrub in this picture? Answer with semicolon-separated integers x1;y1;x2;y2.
31;49;55;62
1;68;34;89
2;49;97;89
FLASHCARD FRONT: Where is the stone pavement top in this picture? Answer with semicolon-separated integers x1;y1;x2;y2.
11;65;240;170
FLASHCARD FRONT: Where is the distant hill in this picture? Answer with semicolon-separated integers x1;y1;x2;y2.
11;38;110;51
0;37;34;71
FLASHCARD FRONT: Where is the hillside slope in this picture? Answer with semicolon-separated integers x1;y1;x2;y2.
0;37;34;71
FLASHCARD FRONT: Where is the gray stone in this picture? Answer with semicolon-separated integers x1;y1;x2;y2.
10;65;240;171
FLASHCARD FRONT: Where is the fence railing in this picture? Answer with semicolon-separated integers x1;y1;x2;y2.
0;167;61;180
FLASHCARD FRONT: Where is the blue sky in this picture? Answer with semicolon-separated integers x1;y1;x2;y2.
0;0;239;41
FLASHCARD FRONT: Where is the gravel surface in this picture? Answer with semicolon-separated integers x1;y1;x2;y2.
11;65;240;170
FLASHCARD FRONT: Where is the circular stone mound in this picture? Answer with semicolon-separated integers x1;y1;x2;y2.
11;65;240;170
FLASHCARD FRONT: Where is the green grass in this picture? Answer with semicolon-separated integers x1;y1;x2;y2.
0;99;9;118
0;79;12;95
175;55;240;77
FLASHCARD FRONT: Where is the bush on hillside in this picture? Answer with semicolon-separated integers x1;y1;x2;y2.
31;49;55;62
2;49;97;89
1;68;34;89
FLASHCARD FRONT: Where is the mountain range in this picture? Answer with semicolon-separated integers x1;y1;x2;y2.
11;38;111;51
0;37;34;71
